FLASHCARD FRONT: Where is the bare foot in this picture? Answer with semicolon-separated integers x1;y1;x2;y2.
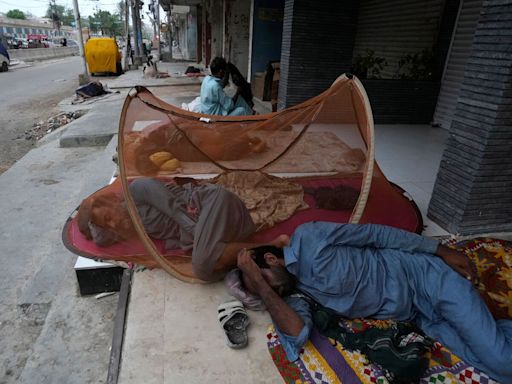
270;234;290;248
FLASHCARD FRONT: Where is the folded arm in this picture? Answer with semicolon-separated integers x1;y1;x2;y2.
253;284;313;361
237;250;312;361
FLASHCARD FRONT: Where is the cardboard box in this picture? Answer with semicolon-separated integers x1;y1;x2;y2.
252;71;266;100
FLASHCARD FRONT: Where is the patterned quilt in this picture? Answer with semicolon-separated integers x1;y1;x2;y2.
266;238;512;384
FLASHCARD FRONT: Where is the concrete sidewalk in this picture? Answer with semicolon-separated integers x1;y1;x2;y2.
0;132;118;383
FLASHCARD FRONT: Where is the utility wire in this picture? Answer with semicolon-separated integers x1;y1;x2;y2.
0;0;47;8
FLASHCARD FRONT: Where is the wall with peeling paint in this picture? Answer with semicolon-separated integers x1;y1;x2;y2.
223;0;251;77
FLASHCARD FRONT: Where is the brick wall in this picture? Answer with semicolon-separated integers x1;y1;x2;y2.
278;0;359;110
428;0;512;234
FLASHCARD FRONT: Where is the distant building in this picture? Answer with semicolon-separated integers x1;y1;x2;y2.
0;16;76;40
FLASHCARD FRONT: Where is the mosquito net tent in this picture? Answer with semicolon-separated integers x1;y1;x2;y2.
63;74;422;283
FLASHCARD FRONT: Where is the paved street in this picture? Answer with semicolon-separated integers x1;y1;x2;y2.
0;57;83;173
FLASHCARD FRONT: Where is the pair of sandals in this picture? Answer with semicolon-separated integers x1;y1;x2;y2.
218;300;250;349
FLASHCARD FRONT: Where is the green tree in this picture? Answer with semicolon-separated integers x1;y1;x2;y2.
117;0;128;34
45;4;75;27
88;10;123;36
6;9;26;19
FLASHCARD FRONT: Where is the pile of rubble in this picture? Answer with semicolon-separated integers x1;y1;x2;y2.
25;111;87;141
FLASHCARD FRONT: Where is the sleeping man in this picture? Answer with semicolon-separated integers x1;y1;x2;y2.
77;177;287;281
237;221;512;383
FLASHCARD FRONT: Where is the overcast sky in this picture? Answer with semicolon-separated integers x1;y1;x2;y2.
0;0;120;19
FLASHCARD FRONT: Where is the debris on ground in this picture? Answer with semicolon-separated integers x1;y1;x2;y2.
24;110;87;141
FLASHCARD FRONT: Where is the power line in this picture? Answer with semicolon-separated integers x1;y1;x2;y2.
0;0;48;8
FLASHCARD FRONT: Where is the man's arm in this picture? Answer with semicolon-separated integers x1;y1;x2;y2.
214;83;234;114
237;250;313;361
307;222;476;281
436;243;477;282
237;250;304;336
317;222;439;254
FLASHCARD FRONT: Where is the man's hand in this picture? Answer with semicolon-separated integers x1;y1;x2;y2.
436;244;477;282
186;205;199;219
237;248;266;291
237;248;305;337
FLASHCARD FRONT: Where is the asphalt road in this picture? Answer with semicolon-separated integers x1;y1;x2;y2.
0;56;83;173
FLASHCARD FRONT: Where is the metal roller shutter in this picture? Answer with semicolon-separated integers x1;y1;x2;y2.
353;0;444;79
433;0;483;129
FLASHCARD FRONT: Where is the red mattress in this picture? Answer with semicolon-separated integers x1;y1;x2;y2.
63;176;422;268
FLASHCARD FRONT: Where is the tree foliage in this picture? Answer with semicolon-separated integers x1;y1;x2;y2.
88;10;123;36
45;4;75;27
6;9;26;19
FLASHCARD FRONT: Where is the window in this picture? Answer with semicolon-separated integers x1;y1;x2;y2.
16;28;22;33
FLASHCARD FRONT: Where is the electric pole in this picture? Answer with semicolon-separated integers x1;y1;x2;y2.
136;0;144;59
166;9;172;60
155;1;161;60
130;0;141;65
71;0;89;84
124;0;130;70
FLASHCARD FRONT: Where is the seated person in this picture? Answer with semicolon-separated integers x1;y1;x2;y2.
237;221;512;383
200;57;253;116
77;178;286;281
227;61;255;110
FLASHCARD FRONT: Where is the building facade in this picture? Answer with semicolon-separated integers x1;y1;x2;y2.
158;0;511;235
0;16;76;41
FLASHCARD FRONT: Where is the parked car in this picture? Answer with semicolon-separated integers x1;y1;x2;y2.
67;39;79;47
84;37;122;75
2;34;19;49
0;42;10;72
17;38;29;49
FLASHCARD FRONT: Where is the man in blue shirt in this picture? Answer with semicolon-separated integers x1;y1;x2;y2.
238;221;512;383
200;57;253;116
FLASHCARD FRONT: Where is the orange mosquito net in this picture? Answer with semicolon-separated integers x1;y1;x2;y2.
117;74;375;281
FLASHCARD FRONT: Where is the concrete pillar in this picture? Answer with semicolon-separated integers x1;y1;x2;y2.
206;0;223;59
428;0;512;234
186;6;198;61
277;0;359;109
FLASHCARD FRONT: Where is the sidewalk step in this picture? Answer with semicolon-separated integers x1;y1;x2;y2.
59;102;123;148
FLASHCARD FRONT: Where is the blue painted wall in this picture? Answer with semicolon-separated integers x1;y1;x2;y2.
250;0;284;82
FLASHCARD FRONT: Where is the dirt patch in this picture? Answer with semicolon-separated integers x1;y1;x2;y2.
0;92;74;175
